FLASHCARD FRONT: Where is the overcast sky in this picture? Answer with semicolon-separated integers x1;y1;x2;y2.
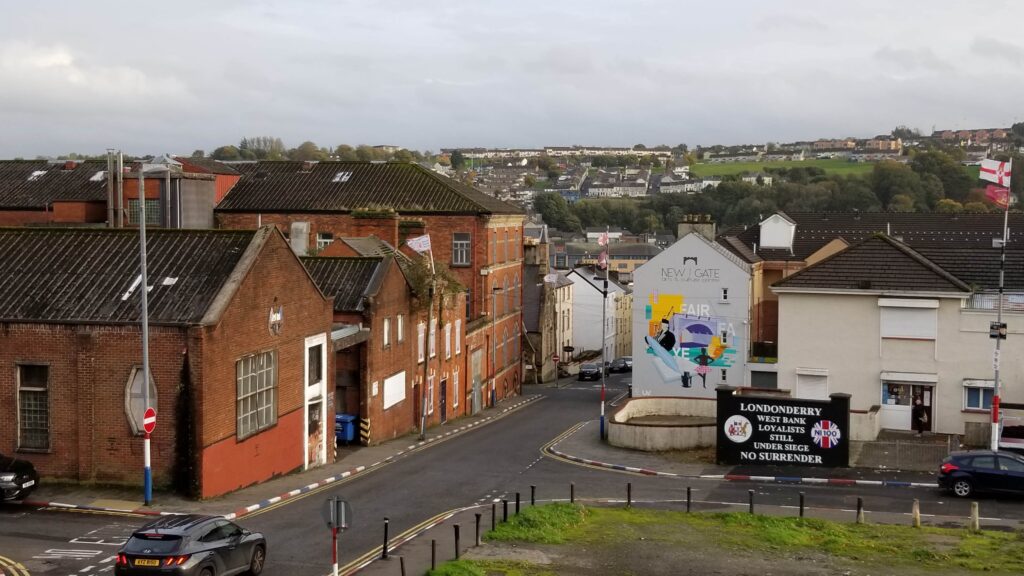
2;1;1021;157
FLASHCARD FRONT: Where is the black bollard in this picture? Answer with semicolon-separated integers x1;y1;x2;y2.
686;486;691;513
748;490;754;514
516;492;521;515
475;513;482;546
627;482;632;508
431;539;436;570
491;502;496;531
382;517;390;560
571;482;575;504
799;492;805;518
502;499;508;522
531;485;536;506
454;524;461;559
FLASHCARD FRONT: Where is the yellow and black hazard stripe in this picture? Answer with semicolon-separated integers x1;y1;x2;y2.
0;554;30;576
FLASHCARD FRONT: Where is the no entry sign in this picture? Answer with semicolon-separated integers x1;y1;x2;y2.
143;407;157;434
552;354;560;363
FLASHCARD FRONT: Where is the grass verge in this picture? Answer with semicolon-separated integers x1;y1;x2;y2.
433;503;1024;575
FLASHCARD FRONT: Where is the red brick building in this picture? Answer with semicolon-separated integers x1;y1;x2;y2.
303;237;469;444
216;161;525;411
0;226;334;498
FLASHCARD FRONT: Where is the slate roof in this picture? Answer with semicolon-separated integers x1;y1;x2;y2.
215;161;523;215
0;160;109;209
301;257;386;313
0;227;260;324
564;242;663;257
718;211;1024;263
337;236;416;278
772;235;971;294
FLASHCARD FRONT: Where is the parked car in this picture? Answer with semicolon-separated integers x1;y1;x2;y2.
0;452;39;501
608;357;632;373
938;450;1024;497
115;515;266;575
578;363;602;381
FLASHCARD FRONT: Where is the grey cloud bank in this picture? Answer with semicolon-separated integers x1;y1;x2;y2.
0;0;1020;157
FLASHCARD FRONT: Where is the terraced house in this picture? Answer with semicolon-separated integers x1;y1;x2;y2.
215;161;526;412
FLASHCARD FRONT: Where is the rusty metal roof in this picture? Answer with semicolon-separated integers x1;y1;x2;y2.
0;227;258;324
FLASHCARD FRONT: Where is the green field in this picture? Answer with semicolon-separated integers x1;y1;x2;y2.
690;158;878;178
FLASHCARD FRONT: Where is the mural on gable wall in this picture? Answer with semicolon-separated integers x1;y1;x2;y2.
643;291;739;391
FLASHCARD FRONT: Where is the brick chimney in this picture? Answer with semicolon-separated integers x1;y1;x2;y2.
63;160;77;171
677;214;716;241
352;211;400;247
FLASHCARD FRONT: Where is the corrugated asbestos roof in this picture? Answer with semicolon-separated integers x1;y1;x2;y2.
772;235;971;293
215;161;523;215
302;257;385;312
0;160;109;208
173;156;240;175
0;228;258;324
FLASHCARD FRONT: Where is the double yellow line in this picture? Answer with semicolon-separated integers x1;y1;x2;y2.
0;555;29;576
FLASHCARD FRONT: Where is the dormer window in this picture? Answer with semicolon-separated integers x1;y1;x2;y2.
332;171;352;183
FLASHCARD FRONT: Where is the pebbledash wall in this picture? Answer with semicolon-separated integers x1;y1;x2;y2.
631;233;751;398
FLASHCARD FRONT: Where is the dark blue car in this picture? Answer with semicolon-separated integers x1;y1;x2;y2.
938;450;1024;497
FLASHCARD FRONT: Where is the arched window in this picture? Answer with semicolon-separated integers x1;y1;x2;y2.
513;273;520;309
503;277;509;314
503;327;509;367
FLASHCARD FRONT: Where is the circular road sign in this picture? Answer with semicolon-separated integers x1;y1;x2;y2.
143;407;157;434
552;354;560;363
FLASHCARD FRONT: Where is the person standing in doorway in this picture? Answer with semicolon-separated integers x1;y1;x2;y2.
912;397;928;436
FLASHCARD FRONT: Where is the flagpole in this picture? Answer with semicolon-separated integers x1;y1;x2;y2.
987;160;1011;451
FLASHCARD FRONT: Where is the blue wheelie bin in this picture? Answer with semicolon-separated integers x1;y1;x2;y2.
335;414;357;445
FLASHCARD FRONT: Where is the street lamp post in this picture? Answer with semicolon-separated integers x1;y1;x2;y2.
137;165;153;505
596;274;608;440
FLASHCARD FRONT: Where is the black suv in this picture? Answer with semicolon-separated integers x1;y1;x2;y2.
938;450;1024;497
0;452;39;501
115;515;266;575
578;363;602;381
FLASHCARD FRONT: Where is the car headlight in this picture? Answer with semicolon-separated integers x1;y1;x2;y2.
0;473;14;482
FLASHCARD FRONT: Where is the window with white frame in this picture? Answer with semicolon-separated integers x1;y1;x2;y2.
417;322;426;363
427;374;435;415
453;369;459;408
383;317;391;348
455;319;462;354
964;379;994;410
236;351;278;439
429;320;437;358
397;314;405;343
452;233;471;266
445;322;452;358
18;364;49;450
879;299;938;340
316;232;334;249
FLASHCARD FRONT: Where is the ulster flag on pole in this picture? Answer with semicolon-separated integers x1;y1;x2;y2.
980;159;1012;187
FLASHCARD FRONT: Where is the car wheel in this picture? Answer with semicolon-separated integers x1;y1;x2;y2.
200;568;214;576
952;479;973;498
248;545;266;575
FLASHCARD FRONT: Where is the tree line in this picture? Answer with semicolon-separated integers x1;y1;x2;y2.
534;149;1024;234
205;137;436;163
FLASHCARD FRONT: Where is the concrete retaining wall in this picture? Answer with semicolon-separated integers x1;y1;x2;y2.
850;405;881;441
608;397;717;451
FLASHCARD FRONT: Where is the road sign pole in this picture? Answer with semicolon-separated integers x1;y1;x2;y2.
143;432;152;505
331;526;338;576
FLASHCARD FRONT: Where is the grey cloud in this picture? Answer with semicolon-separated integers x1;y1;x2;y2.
970;37;1024;66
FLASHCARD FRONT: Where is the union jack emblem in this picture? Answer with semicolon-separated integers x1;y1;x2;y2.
811;420;841;449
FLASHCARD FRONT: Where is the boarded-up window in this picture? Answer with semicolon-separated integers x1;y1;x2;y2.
383;371;406;410
879;299;937;340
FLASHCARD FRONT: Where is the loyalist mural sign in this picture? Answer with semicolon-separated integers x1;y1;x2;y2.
716;386;850;467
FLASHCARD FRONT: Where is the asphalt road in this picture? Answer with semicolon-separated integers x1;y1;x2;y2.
4;372;1024;576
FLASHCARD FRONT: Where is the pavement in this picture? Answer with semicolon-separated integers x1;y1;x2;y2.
9;377;955;576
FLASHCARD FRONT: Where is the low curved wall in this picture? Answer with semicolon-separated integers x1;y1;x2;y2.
608;397;717;452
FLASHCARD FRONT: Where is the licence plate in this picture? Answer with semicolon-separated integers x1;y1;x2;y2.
134;558;160;566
